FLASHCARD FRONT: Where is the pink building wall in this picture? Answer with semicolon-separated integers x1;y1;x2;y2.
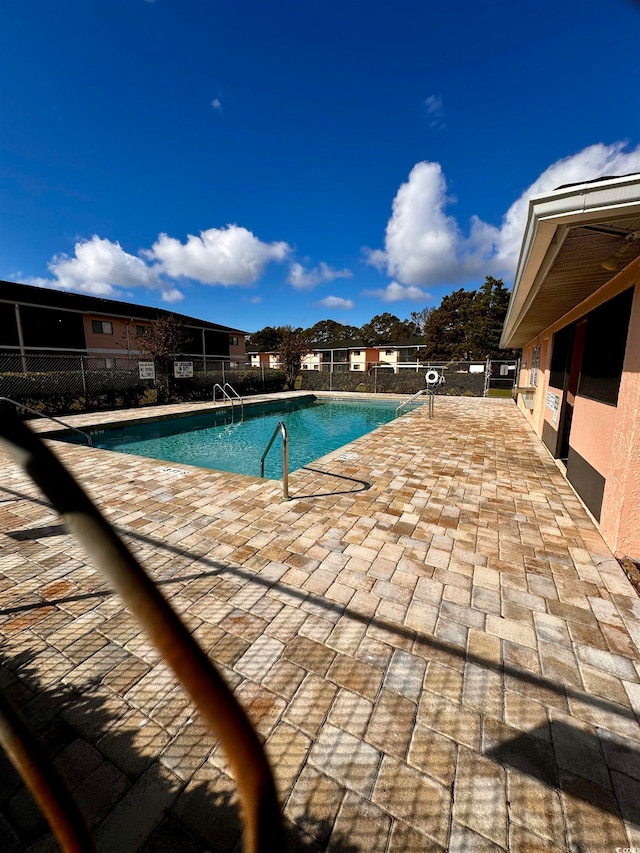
515;264;640;560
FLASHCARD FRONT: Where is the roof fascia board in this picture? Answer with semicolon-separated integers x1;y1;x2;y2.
500;174;640;348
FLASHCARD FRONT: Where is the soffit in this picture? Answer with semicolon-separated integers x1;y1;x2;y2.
505;214;640;348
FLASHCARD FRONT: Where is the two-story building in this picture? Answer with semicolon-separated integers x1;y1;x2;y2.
0;280;248;368
248;338;432;373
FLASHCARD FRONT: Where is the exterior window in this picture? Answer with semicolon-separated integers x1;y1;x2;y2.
92;320;113;335
136;325;147;337
385;350;394;356
230;335;239;346
352;350;360;356
530;345;541;386
353;364;360;370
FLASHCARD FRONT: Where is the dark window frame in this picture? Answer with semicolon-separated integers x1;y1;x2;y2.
91;320;113;335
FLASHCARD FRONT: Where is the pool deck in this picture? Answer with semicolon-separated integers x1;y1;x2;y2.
1;394;639;852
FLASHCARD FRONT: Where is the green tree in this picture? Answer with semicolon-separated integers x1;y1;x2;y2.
421;277;512;360
410;307;433;334
249;326;284;351
467;276;511;358
277;326;310;389
305;319;361;344
359;313;414;345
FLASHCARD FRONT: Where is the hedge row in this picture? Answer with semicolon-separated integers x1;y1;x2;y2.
0;368;287;418
297;369;485;396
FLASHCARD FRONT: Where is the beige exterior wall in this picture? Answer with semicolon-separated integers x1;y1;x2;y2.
515;260;640;558
83;315;148;354
350;349;367;371
301;352;321;370
229;334;246;363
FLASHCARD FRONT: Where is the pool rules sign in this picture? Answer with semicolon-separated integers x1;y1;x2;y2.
138;361;155;380
174;361;194;378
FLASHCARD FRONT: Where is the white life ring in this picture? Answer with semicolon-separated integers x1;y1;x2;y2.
425;369;439;384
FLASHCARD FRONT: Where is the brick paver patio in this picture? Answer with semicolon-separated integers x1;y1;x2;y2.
0;394;639;851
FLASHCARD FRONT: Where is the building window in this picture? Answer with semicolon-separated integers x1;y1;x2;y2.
385;350;394;356
92;320;113;335
353;364;360;370
352;350;360;356
530;345;541;386
578;286;633;406
230;335;239;346
135;325;147;337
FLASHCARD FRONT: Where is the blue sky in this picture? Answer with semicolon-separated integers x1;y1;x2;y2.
1;0;639;333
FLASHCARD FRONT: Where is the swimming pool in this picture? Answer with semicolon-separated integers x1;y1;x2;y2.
60;396;417;479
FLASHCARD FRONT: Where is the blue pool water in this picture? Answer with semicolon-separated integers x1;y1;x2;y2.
62;396;415;479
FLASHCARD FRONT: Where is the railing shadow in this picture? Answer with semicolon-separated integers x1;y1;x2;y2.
2;483;640;843
288;467;371;500
0;648;362;852
0;483;637;730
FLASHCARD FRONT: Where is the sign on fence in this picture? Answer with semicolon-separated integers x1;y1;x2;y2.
138;361;155;380
174;361;194;378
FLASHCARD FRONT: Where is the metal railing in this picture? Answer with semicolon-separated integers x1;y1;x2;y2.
395;387;434;419
212;383;244;422
223;383;244;419
260;421;289;501
0;397;93;446
0;412;283;852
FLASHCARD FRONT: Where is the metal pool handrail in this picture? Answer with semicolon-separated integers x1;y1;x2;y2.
260;421;289;500
212;383;237;422
0;412;284;852
223;383;244;420
0;397;93;446
395;387;434;418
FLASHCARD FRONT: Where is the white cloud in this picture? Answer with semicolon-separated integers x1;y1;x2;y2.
248;295;262;304
147;225;291;285
363;161;464;285
318;295;355;310
29;235;181;301
364;281;432;303
366;142;640;287
424;94;445;129
288;261;352;290
211;98;223;112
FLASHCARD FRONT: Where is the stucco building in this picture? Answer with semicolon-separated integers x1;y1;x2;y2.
0;280;247;367
501;174;640;561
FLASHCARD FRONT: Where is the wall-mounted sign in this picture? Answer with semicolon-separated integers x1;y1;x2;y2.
138;361;155;380
174;361;194;378
545;391;560;425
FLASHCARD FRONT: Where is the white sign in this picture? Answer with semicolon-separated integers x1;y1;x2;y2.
138;361;155;380
546;391;560;425
174;361;194;378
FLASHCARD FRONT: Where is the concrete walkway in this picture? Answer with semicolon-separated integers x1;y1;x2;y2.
0;396;638;851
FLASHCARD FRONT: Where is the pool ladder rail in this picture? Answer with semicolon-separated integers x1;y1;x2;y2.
260;421;289;501
0;396;93;446
212;383;244;421
395;387;434;419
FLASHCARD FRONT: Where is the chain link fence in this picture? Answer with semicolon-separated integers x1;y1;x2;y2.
298;360;518;396
0;351;284;417
0;351;518;417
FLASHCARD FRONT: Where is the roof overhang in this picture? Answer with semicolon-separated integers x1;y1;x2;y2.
500;174;640;349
